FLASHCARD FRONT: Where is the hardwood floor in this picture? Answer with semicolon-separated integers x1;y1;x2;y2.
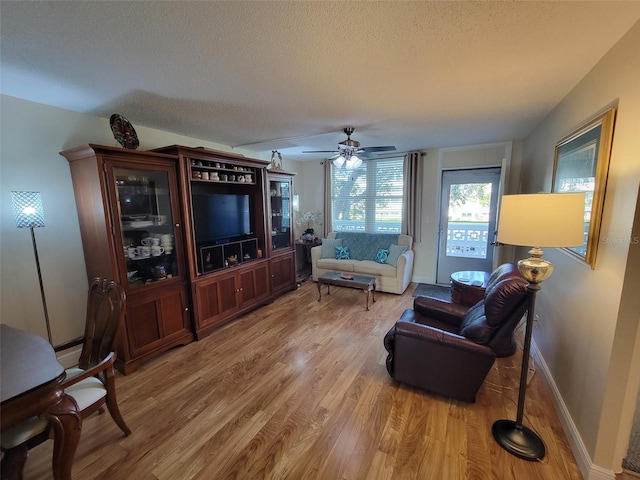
22;281;583;479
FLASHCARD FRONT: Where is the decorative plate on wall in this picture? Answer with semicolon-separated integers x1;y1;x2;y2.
110;114;140;150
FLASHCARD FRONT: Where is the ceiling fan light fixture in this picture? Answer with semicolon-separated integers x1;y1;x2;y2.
303;127;396;163
333;155;346;168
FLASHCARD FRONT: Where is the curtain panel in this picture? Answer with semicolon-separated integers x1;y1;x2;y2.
403;152;424;242
323;159;332;235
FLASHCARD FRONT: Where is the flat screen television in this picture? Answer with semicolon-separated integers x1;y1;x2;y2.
192;193;252;243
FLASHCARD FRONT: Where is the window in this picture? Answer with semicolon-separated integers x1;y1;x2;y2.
330;157;404;233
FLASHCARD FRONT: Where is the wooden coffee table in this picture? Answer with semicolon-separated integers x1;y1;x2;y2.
317;272;376;311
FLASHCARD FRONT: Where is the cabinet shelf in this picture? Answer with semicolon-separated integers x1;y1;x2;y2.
198;238;259;274
190;162;256;184
193;166;254;173
190;178;256;185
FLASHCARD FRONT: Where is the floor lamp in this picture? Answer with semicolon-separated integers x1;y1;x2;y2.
492;192;585;460
11;191;52;345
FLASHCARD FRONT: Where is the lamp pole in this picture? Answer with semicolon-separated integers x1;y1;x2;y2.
31;226;53;345
492;281;545;460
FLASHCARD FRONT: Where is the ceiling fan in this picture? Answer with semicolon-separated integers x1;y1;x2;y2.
302;127;396;169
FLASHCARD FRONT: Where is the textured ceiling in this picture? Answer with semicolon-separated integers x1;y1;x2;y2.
1;1;639;161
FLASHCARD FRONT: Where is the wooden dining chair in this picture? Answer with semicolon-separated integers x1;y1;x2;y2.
0;278;131;479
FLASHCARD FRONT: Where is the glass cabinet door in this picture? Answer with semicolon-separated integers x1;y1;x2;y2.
269;179;291;251
113;167;180;289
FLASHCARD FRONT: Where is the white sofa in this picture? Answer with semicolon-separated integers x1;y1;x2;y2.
311;232;414;294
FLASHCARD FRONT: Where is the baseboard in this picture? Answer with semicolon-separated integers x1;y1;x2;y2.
531;340;616;480
411;275;435;285
56;346;81;369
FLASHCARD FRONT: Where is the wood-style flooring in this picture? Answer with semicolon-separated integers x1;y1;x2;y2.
22;281;585;479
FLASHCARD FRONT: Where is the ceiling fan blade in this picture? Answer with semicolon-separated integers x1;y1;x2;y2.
232;128;340;148
361;145;396;153
374;151;415;159
302;150;339;154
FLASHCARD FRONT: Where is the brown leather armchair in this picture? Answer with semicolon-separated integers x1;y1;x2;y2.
383;263;529;402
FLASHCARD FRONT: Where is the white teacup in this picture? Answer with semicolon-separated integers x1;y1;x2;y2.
151;245;165;256
141;237;155;246
136;245;151;258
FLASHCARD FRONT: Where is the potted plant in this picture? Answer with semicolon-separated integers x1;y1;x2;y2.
296;210;322;241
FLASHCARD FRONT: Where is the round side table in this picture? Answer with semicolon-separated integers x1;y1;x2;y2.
450;270;490;306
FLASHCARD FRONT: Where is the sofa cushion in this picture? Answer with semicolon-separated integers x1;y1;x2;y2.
353;260;397;277
385;244;407;267
317;258;357;272
335;232;399;260
375;248;389;264
335;246;350;259
321;238;343;258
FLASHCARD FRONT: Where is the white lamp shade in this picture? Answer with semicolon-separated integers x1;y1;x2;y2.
11;191;45;228
350;156;362;169
497;193;585;248
333;156;346;168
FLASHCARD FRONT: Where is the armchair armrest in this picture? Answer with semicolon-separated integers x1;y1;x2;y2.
413;296;468;327
395;317;495;360
61;352;116;389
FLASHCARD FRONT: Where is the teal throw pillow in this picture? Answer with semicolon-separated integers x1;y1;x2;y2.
385;244;407;267
321;238;343;258
335;246;350;260
375;248;389;264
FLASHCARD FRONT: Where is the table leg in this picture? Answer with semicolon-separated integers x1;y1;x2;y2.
317;281;322;302
45;393;82;480
372;283;376;304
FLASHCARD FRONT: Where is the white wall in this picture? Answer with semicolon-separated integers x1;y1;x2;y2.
0;95;268;344
289;158;324;238
520;21;640;476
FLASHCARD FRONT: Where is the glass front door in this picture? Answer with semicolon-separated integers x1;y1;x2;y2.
436;168;501;284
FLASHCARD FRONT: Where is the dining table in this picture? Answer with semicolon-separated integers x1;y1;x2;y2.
0;324;82;480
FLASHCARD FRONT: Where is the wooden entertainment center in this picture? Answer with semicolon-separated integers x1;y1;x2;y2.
62;144;296;374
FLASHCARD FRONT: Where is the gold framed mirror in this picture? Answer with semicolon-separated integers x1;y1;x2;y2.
551;107;616;269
